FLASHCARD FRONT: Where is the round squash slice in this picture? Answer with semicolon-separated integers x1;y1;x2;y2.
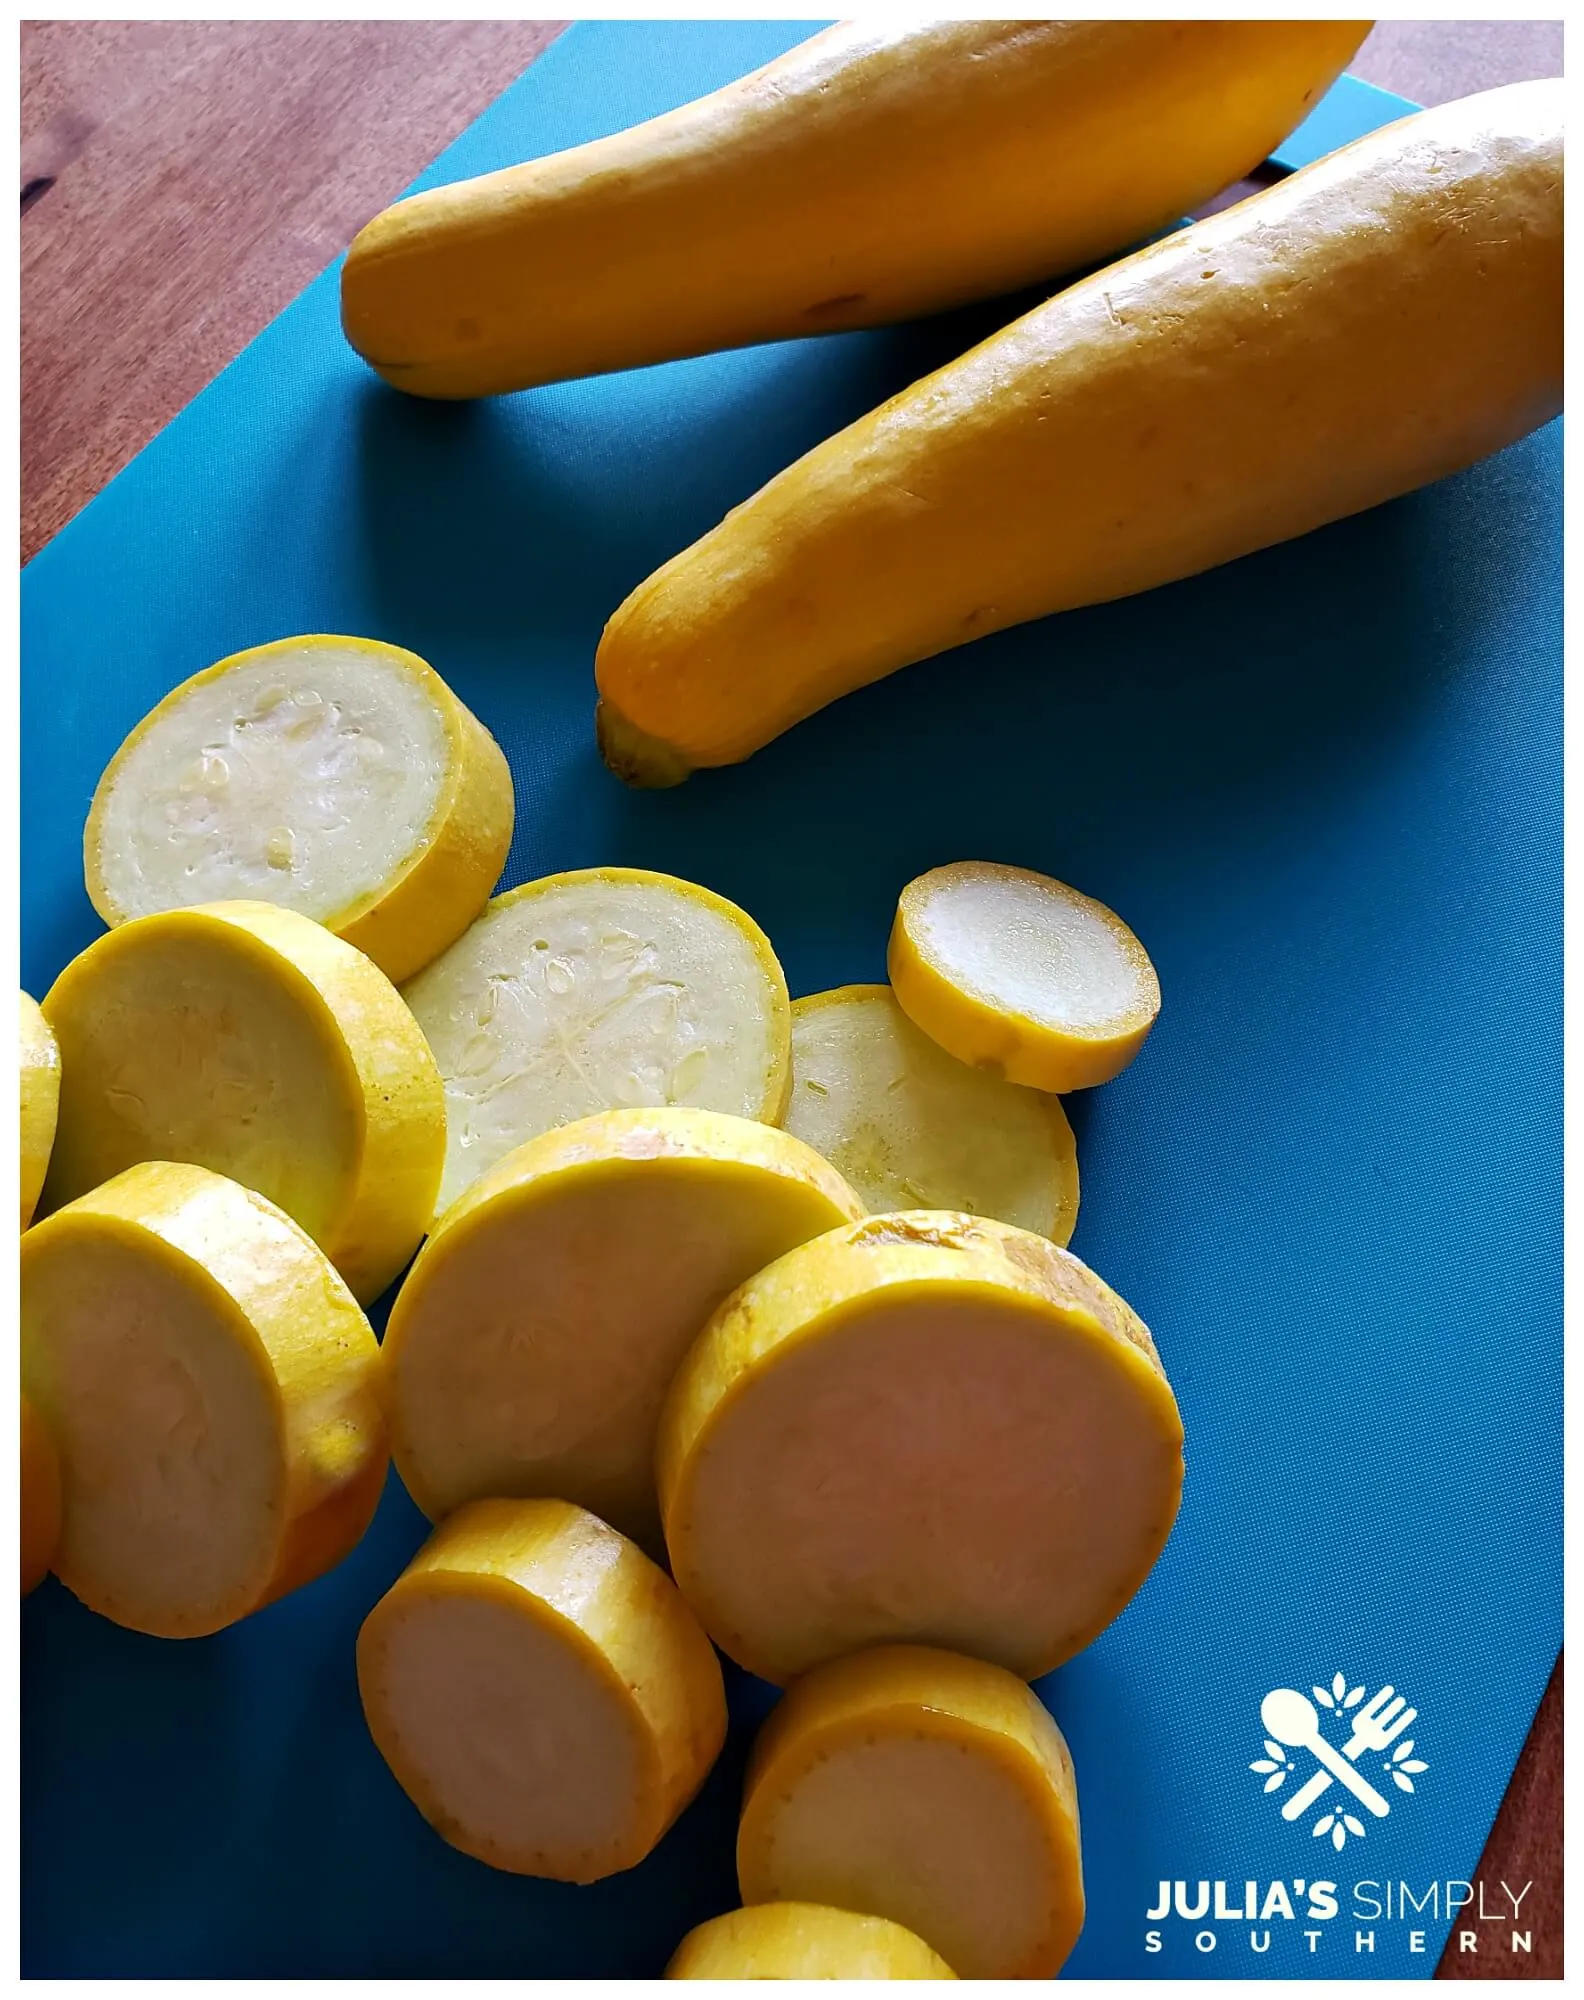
39;900;444;1303
737;1645;1083;1980
20;1161;387;1637
358;1496;726;1882
668;1902;956;1979
889;862;1160;1092
20;991;61;1230
84;634;514;985
403;868;791;1215
659;1212;1183;1683
21;1394;62;1596
786;984;1078;1241
385;1107;861;1548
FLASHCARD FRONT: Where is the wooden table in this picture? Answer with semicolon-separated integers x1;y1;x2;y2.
20;20;1562;1979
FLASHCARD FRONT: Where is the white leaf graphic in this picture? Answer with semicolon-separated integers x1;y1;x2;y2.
1332;1673;1347;1700
1264;1773;1287;1793
1264;1740;1286;1763
1313;1685;1336;1708
1401;1760;1427;1774
1313;1814;1335;1837
1345;1685;1366;1707
1392;1771;1415;1793
1251;1759;1278;1773
1393;1739;1416;1761
1332;1823;1347;1852
1343;1815;1365;1838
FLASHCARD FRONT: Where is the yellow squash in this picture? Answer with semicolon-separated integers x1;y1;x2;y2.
737;1645;1084;1980
358;1498;726;1881
659;1211;1183;1684
19;992;61;1231
668;1903;956;1980
786;984;1079;1240
22;1162;387;1637
403;868;791;1216
382;1106;861;1550
889;864;1160;1094
40;901;445;1304
86;636;514;987
595;80;1563;785
342;20;1367;399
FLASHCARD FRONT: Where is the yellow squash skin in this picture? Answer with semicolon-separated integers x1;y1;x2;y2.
358;1497;727;1882
737;1645;1083;1980
595;79;1563;784
21;1394;62;1596
40;901;445;1304
84;635;515;987
20;992;61;1231
342;20;1367;400
667;1902;956;1980
21;1162;387;1636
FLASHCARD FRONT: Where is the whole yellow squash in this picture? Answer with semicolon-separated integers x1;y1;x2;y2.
595;80;1563;786
341;20;1368;398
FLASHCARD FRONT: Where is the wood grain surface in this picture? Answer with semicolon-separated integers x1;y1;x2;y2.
21;20;565;561
19;17;1562;1979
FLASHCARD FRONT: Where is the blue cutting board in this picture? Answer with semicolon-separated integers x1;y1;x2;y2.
21;24;1561;1980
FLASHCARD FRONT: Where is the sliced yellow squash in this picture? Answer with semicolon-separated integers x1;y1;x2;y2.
21;1393;61;1596
403;868;791;1215
890;863;1160;1091
668;1903;956;1980
20;1161;387;1636
358;1497;726;1882
85;635;514;985
384;1107;861;1548
659;1212;1183;1683
20;991;60;1230
39;900;444;1303
786;983;1078;1241
737;1645;1083;1980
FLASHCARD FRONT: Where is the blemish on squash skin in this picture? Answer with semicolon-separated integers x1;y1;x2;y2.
998;1233;1106;1323
847;1215;977;1253
612;1129;681;1161
998;1231;1163;1366
806;292;867;317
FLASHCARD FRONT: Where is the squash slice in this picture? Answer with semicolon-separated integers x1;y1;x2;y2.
20;992;60;1230
404;868;790;1215
659;1212;1182;1682
737;1645;1082;1979
668;1902;956;1980
890;863;1159;1092
384;1107;860;1548
85;635;513;986
358;1497;726;1881
20;1162;386;1636
787;984;1078;1240
40;901;444;1304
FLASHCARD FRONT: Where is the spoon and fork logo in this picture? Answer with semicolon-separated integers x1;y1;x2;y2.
1249;1673;1427;1850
